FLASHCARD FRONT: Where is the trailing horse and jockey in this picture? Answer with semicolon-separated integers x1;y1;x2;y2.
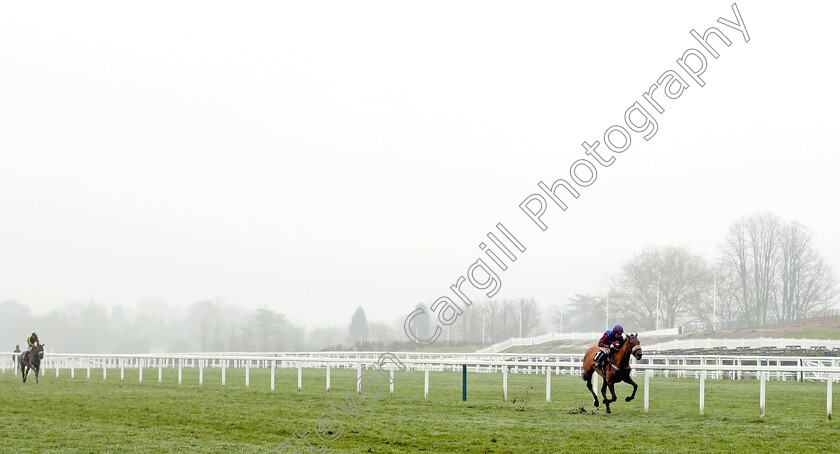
582;326;643;414
20;332;46;384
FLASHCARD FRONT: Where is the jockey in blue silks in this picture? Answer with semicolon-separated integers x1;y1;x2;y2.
592;325;625;372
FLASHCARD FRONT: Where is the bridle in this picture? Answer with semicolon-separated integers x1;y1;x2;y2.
611;337;642;370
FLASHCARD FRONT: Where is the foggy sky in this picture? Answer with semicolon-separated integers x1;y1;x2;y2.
1;1;838;328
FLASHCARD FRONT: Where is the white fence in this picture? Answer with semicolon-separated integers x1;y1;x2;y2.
477;328;681;353
3;351;837;421
647;337;840;352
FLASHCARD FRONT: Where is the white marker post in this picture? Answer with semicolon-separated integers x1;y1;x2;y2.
546;367;551;404
270;360;275;391
326;364;331;392
827;372;833;422
699;370;706;415
644;369;651;413
424;365;430;400
759;371;766;418
356;363;362;394
502;366;508;403
389;365;395;396
297;364;302;391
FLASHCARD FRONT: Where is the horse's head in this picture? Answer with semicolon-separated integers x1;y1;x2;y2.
626;333;642;360
36;344;45;359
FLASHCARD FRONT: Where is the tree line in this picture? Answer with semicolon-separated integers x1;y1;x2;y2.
2;212;836;352
568;212;838;332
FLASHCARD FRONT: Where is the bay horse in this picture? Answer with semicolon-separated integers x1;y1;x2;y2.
581;334;642;414
20;344;46;384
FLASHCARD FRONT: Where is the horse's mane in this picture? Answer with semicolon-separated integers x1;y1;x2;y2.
613;334;638;369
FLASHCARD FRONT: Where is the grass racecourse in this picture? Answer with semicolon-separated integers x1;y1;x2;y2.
1;365;839;453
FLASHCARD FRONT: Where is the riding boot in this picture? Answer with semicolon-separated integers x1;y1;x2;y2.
592;351;603;367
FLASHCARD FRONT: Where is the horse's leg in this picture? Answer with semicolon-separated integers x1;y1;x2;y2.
624;376;639;402
585;368;599;407
600;377;609;402
22;365;28;383
601;378;611;414
607;379;617;405
35;367;40;384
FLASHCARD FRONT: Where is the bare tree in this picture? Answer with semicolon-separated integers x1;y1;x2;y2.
613;246;710;330
512;297;541;337
721;213;781;326
189;300;221;352
482;300;506;343
777;222;838;322
560;294;605;333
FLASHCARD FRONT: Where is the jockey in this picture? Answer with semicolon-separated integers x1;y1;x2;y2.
592;325;625;372
27;332;40;351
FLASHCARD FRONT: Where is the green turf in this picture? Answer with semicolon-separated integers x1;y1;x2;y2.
1;365;838;453
787;329;840;340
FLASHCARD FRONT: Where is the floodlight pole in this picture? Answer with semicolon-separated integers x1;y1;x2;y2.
656;280;660;331
606;293;610;331
713;274;717;331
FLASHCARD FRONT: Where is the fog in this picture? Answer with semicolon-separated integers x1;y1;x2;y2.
2;2;839;353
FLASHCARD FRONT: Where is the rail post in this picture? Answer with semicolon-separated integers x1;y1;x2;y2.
424;365;430;400
545;366;551;404
699;370;705;415
389;364;395;396
759;370;766;418
326;363;330;392
644;369;650;413
462;364;467;402
828;372;834;422
298;363;302;391
502;365;508;402
270;360;275;391
356;363;362;394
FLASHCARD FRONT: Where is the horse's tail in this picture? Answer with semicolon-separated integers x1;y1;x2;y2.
581;369;586;381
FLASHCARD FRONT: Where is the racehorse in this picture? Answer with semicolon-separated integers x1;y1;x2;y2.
581;334;642;414
20;344;46;384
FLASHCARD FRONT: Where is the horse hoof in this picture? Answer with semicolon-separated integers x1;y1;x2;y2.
625;397;633;402
606;408;611;414
593;400;599;407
